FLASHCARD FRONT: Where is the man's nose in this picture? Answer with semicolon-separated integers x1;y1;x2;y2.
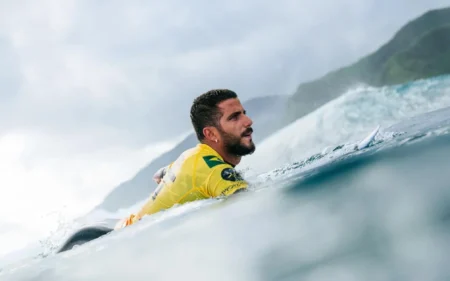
244;114;253;127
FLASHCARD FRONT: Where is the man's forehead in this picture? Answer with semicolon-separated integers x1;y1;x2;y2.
217;98;243;113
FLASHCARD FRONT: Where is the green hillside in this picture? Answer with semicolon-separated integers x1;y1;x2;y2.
381;25;450;84
286;7;450;122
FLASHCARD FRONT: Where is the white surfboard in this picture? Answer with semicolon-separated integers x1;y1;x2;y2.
356;125;380;150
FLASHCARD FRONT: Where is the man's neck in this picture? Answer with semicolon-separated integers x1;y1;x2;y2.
202;141;241;167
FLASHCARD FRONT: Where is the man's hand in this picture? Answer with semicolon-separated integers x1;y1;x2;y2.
152;166;167;184
114;214;136;230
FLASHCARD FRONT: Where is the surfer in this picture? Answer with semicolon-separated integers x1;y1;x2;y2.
115;89;256;229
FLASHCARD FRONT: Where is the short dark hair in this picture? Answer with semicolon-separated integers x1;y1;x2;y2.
190;89;238;141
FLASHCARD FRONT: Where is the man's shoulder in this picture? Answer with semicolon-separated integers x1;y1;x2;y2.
196;144;229;169
200;153;245;183
179;143;242;179
173;144;225;168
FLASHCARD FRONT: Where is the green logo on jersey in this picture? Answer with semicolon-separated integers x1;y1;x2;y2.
203;155;226;168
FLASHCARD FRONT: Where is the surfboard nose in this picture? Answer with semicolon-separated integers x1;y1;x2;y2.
56;226;113;254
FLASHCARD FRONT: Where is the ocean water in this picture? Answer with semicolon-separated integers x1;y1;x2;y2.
1;75;450;280
240;74;450;174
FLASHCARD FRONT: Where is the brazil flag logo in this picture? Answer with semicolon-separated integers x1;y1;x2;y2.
203;155;226;168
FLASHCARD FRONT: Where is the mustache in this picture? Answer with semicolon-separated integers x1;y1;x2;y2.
241;127;253;136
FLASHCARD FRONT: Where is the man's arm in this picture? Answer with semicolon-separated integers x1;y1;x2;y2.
116;163;174;230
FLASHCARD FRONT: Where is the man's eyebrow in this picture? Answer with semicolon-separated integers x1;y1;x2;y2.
227;110;245;120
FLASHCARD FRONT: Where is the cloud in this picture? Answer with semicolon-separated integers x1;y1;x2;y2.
1;0;448;145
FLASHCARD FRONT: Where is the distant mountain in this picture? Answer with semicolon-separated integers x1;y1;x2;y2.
286;7;450;123
90;95;289;212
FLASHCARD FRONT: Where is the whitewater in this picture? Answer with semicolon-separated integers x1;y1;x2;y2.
1;75;450;280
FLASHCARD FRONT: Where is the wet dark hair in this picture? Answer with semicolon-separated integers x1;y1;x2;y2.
190;89;238;141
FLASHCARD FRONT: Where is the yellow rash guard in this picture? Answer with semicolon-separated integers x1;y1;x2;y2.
119;143;247;228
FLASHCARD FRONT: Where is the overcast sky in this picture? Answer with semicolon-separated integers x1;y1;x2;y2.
0;0;449;255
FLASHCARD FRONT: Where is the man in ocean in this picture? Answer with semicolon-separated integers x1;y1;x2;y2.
115;89;255;229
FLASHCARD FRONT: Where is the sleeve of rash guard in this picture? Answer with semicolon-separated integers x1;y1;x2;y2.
208;165;248;197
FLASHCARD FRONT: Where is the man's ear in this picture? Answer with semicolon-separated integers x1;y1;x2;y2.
203;127;218;142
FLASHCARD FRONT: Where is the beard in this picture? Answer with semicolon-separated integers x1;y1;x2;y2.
218;127;256;156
